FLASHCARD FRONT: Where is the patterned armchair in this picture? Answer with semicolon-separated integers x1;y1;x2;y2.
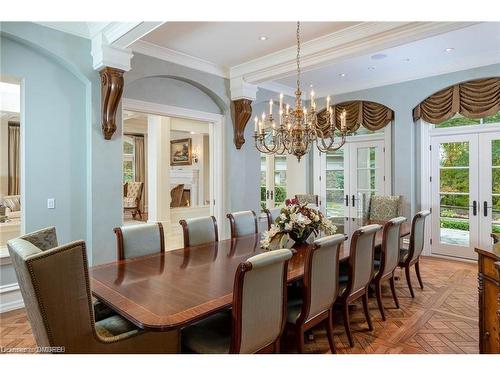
368;195;402;221
3;195;21;220
123;182;144;220
295;194;319;208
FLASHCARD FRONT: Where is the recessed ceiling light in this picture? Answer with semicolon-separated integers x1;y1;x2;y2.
259;36;268;41
371;53;387;60
445;47;455;52
339;73;346;77
402;58;411;62
368;66;376;70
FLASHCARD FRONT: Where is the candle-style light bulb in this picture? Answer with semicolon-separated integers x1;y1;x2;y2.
341;109;347;132
279;109;283;125
286;104;290;114
254;116;258;132
326;96;330;110
279;93;283;110
269;100;273;115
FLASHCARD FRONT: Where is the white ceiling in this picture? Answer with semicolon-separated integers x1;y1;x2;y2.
140;22;359;67
275;22;500;97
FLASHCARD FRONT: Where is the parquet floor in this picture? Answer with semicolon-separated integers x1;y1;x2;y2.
0;256;478;354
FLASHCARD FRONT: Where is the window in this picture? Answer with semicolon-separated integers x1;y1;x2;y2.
435;111;500;129
274;156;287;206
123;136;135;183
260;155;287;210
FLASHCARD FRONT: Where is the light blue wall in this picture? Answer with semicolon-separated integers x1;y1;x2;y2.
318;63;500;217
0;22;121;268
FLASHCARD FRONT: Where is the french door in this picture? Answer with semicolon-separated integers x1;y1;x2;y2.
315;137;387;219
260;154;287;209
430;132;500;259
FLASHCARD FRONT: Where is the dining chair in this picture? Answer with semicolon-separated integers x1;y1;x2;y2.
399;210;431;298
113;222;165;260
368;195;402;221
370;217;407;320
7;229;178;353
286;234;346;353
263;207;282;230
16;226;114;322
337;223;382;347
179;216;219;248
226;210;258;239
295;194;319;207
181;249;293;353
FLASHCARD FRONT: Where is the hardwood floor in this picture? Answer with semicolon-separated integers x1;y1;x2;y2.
0;256;478;354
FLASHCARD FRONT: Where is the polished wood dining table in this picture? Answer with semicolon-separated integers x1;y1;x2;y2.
90;218;410;332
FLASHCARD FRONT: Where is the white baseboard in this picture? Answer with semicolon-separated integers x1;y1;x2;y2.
0;283;24;313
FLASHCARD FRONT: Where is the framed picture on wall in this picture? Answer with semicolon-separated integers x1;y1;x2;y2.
170;138;192;166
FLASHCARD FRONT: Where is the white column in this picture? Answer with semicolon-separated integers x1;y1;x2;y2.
147;115;171;227
286;154;308;198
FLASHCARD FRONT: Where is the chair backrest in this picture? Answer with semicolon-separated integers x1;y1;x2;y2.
263;208;282;230
300;234;346;323
379;217;407;277
19;226;59;251
348;224;382;293
179;216;219;248
231;248;292;353
227;210;258;238
369;195;402;221
7;231;96;352
113;223;165;260
126;182;143;200
407;210;431;263
3;195;21;212
170;184;184;208
295;194;319;206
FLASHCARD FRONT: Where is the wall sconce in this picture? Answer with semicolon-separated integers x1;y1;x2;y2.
192;150;199;163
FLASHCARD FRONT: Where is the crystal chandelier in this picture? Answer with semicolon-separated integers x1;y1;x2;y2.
253;22;349;162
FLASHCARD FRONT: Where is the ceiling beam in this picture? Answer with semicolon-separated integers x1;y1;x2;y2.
230;22;478;84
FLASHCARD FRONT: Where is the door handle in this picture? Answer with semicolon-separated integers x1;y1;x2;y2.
484;201;488;217
271;190;274;200
352;195;356;207
472;200;477;216
266;190;270;199
345;194;349;207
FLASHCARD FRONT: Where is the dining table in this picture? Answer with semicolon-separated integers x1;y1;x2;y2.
90;217;410;332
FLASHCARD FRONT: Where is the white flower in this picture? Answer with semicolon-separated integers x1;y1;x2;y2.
280;213;287;220
284;222;293;231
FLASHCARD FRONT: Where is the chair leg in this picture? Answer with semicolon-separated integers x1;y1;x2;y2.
274;340;280;354
325;311;337;354
362;290;373;331
415;260;424;289
341;301;354;347
389;276;400;309
295;326;305;353
404;265;415;298
374;280;386;321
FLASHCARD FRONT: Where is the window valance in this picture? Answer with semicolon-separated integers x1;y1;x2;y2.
413;77;500;124
317;100;394;134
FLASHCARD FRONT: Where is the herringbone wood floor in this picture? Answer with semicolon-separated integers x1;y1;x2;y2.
0;256;478;354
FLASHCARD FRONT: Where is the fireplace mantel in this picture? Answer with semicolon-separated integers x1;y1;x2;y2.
170;169;200;206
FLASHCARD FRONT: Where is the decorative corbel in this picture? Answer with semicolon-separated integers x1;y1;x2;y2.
100;67;124;140
231;99;253;149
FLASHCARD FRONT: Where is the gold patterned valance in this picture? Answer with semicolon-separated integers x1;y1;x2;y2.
413;77;500;124
317;100;394;134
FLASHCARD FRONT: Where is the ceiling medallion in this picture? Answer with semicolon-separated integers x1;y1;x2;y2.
253;22;349;162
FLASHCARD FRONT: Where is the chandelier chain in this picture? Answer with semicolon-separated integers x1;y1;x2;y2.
296;21;300;93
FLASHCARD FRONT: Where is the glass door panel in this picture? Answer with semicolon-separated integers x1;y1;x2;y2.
325;150;345;217
274;156;287;207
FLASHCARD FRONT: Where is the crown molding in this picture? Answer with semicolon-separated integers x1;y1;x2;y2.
230;22;479;84
131;40;230;79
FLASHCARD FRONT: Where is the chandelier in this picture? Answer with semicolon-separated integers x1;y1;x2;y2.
253;22;349;162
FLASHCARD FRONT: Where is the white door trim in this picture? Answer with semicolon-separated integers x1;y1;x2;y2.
122;98;226;238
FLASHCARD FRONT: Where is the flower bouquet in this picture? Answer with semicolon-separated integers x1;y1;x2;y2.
261;199;337;250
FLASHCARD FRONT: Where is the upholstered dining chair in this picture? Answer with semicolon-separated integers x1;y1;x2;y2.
399;210;431;298
7;228;178;353
295;194;319;207
179;216;219;248
263;207;282;230
286;234;346;353
370;217;407;320
226;210;258;239
337;224;382;347
368;195;402;221
12;227;114;322
181;249;292;353
123;181;144;220
113;223;165;260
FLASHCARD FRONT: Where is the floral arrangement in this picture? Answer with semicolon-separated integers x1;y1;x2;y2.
261;199;337;249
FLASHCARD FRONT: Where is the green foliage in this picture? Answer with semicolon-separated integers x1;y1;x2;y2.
260;185;287;206
440;219;469;231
